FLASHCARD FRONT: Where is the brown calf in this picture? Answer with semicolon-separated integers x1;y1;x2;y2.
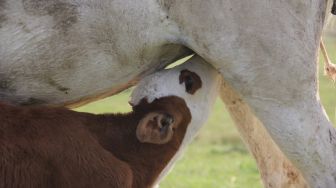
0;96;191;188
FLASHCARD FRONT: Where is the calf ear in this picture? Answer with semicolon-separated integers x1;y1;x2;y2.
136;112;175;144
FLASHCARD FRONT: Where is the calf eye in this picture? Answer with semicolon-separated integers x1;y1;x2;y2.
179;69;202;94
184;75;194;92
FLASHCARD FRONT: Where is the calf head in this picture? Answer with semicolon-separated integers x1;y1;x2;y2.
131;56;221;146
134;96;191;145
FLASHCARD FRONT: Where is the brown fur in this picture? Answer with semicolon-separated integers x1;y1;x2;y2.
0;96;191;188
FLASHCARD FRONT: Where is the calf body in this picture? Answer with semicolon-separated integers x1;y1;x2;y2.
0;103;133;188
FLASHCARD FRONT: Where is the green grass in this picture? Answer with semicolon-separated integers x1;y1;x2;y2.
320;38;336;124
75;39;336;188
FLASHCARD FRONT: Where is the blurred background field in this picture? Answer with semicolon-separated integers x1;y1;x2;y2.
76;38;336;188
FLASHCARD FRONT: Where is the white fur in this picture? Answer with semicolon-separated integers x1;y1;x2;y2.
130;56;221;185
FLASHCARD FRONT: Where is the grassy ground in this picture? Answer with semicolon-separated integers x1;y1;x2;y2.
76;39;336;188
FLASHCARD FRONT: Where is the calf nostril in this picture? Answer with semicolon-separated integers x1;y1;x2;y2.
160;114;174;128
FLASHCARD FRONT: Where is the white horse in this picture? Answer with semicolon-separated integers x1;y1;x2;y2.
0;0;335;187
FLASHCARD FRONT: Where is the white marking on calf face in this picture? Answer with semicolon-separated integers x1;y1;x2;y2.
130;55;221;185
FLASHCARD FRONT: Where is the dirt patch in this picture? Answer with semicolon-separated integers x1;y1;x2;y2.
0;0;7;28
22;0;78;32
